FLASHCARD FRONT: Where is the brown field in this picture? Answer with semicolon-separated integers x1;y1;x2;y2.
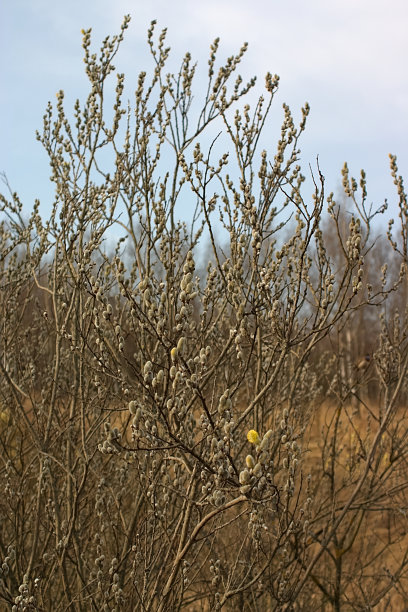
301;400;408;611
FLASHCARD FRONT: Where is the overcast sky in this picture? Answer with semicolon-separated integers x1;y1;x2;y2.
1;0;407;224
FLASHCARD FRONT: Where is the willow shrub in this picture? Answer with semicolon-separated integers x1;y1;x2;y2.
1;16;408;611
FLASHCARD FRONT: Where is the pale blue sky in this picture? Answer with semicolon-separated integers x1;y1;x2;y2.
1;0;407;223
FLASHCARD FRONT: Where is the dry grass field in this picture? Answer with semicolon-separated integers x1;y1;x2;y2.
300;400;408;611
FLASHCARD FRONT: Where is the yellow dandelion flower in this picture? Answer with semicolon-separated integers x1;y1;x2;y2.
247;430;260;445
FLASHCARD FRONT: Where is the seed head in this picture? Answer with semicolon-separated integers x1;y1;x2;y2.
246;454;255;469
